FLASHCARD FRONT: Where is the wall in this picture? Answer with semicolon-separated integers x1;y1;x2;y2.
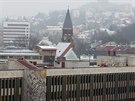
23;69;47;101
128;57;135;66
0;57;42;65
0;70;23;78
0;62;8;70
97;56;135;67
46;67;135;76
97;56;127;67
65;60;90;68
39;49;56;56
54;60;91;68
7;59;26;69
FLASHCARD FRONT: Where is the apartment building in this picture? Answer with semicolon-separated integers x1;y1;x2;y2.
3;21;30;48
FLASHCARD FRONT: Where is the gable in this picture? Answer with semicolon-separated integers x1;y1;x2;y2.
65;49;78;60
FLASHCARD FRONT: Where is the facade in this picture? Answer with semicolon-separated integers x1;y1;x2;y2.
0;29;3;47
3;21;30;48
46;26;62;35
46;67;135;101
62;9;73;43
97;56;127;67
0;70;23;101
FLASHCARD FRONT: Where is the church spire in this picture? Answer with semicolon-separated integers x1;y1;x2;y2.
63;8;73;29
62;8;73;42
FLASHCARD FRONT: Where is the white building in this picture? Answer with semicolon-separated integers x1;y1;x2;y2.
46;26;62;34
0;49;42;64
3;21;30;48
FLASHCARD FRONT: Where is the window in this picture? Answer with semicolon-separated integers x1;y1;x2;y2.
8;56;12;58
0;56;7;59
2;79;4;88
32;56;39;59
24;56;31;59
8;24;29;26
20;78;22;87
43;56;55;65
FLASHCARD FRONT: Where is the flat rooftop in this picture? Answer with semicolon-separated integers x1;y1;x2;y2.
46;67;135;76
0;70;23;78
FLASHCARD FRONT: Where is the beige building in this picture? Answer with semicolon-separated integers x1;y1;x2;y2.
35;45;56;67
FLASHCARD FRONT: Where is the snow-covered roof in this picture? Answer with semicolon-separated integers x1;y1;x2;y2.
38;37;53;46
0;49;40;56
56;42;71;57
100;28;115;35
0;53;40;56
56;42;79;60
38;45;56;50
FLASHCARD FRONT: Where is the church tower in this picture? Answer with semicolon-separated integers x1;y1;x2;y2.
62;9;73;43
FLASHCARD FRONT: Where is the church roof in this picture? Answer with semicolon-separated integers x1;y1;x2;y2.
63;9;73;29
56;42;78;60
56;42;71;57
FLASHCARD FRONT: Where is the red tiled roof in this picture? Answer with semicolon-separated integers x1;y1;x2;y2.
17;59;39;70
103;46;115;51
112;46;125;51
96;45;135;53
96;46;105;51
126;48;135;53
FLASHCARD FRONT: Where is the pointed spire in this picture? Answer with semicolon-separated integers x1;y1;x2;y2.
63;8;73;29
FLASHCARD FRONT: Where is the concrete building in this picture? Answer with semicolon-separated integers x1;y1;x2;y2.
45;67;135;101
2;58;135;101
3;21;30;48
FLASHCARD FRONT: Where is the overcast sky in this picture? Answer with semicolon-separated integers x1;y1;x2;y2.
0;0;134;18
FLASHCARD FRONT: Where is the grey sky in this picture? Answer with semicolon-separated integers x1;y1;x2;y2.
0;0;134;17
